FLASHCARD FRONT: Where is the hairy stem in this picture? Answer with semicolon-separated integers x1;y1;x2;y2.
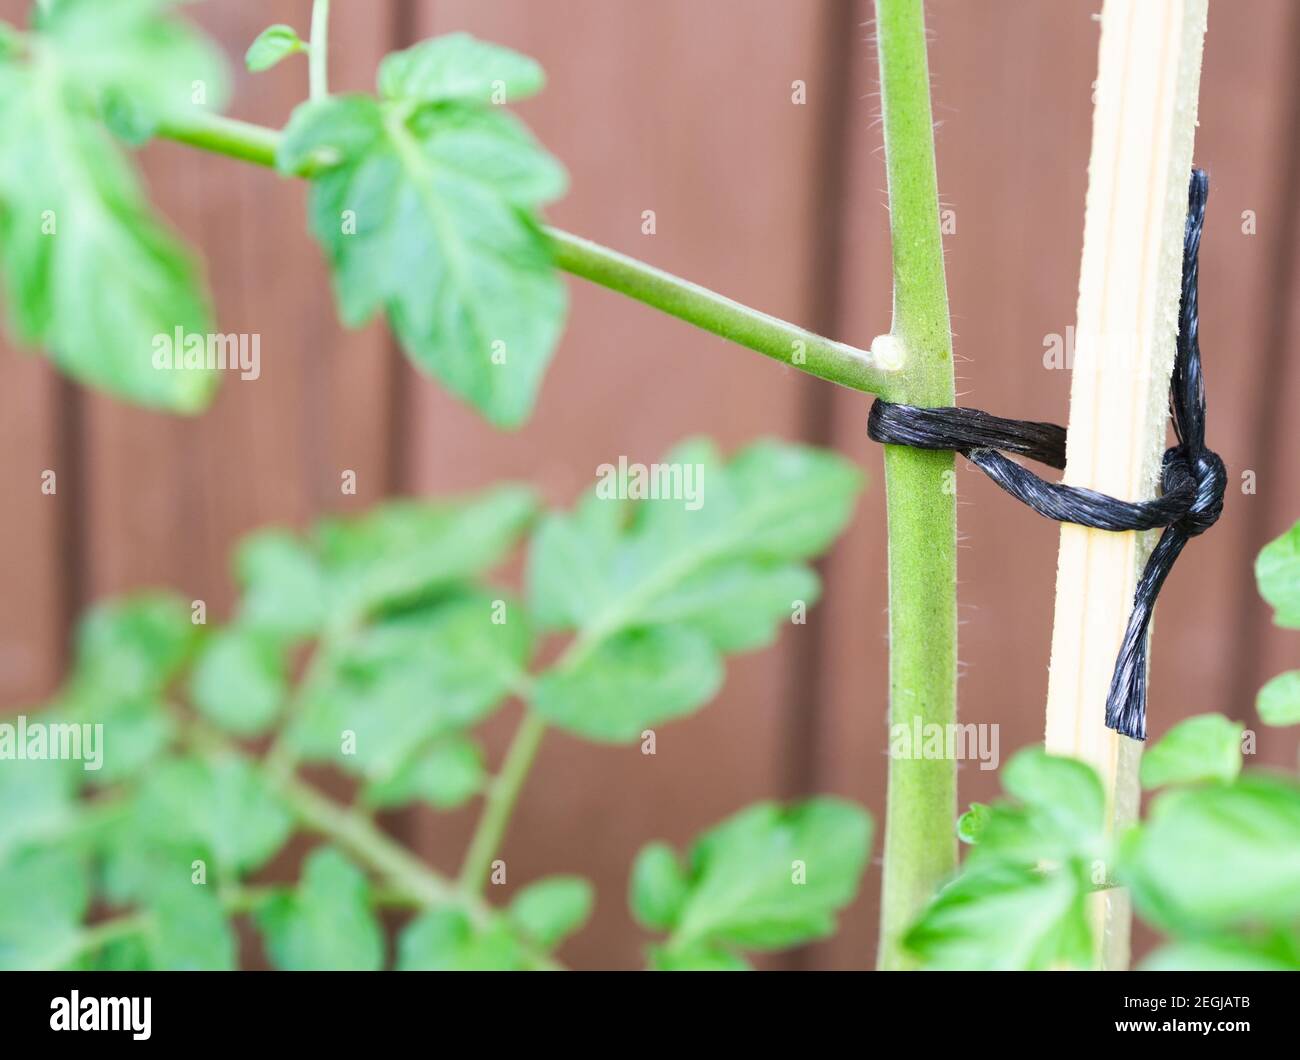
308;0;331;101
873;0;959;970
152;111;896;398
457;712;548;894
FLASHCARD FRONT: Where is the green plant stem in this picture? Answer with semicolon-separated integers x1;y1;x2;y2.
308;0;331;100
457;711;548;894
873;0;959;970
152;110;895;398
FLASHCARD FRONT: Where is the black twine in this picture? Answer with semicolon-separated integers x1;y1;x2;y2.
867;169;1224;742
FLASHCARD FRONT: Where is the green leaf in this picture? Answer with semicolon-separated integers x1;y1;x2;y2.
508;876;593;950
233;530;330;640
1257;670;1300;727
292;592;532;779
967;749;1107;870
957;802;990;845
1140;714;1243;789
1140;935;1300;971
397;907;529;970
69;594;197;698
531;626;722;743
1123;773;1300;932
0;757;79;860
188;626;287;735
61;697;175;786
0;846;89;970
527;439;863;741
142;881;236;971
903;862;1093;970
134;755;293;874
314;486;537;620
641;799;871;958
1256;520;1300;628
362;735;485;810
257;848;383;970
0;0;226;410
278;91;567;427
246;24;305;73
629;842;690;932
378;33;545;106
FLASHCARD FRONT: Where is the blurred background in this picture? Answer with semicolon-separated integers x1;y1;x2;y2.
1;0;1297;969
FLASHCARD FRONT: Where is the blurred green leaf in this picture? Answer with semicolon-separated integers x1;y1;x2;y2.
134;755;292;875
257;848;383;970
904;863;1093;971
397;907;529;970
1257;520;1300;629
69;594;198;699
291;591;531;780
0;756;79;859
1257;670;1300;727
246;24;305;73
0;0;226;409
277;84;566;427
234;530;330;641
636;798;871;966
142;880;236;971
528;439;862;742
0;847;89;970
1123;773;1300;932
378;33;545;105
629;841;690;933
532;626;722;743
362;734;485;810
1140;714;1243;790
188;626;287;736
1140;934;1300;971
957;802;990;845
508;876;593;950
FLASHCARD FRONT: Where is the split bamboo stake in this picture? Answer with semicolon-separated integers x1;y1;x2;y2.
1044;0;1208;970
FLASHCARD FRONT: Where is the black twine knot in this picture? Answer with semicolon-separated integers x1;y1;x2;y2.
866;169;1221;742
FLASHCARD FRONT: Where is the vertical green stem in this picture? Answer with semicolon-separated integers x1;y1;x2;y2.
457;712;548;894
874;0;958;970
309;0;331;101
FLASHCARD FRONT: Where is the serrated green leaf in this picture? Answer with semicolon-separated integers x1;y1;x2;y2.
1257;520;1300;629
188;626;287;736
292;592;531;779
278;92;566;426
508;876;593;950
903;862;1093;970
1123;773;1300;931
362;734;485;810
527;439;862;742
1140;714;1243;789
629;841;690;932
246;24;305;73
644;799;871;959
532;626;722;743
1257;670;1300;727
378;33;545;106
0;846;90;970
134;755;292;874
397;907;529;970
257;848;383;970
0;0;226;410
